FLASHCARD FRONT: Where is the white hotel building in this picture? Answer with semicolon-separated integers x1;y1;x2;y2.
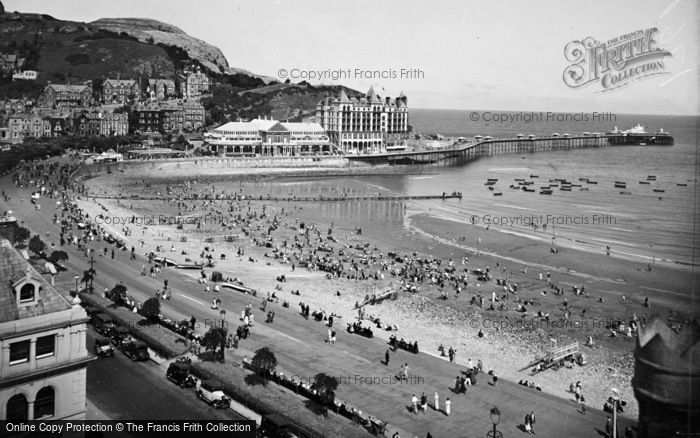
315;87;409;154
205;117;334;156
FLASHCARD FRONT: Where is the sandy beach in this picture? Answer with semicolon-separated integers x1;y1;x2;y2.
66;163;698;421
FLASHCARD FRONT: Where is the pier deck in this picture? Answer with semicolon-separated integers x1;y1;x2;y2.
346;133;668;165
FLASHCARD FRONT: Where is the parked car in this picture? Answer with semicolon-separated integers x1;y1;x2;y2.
259;414;297;438
93;313;116;336
94;335;114;358
120;340;150;361
195;379;231;409
110;326;130;346
166;362;196;388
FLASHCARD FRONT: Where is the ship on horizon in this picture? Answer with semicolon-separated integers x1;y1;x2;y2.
606;124;674;146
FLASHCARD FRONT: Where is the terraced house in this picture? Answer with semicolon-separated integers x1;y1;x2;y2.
102;79;140;104
74;110;129;137
0;239;91;421
38;83;93;109
5;113;51;144
147;79;177;100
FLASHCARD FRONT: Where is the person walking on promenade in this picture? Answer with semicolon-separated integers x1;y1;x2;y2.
579;394;586;414
433;392;439;411
492;371;498;387
411;394;419;414
385;349;390;366
605;417;612;438
420;392;428;413
444;398;451;416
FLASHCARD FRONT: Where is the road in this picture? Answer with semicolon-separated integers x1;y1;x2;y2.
86;328;245;421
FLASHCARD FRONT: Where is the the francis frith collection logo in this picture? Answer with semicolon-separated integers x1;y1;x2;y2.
563;28;671;92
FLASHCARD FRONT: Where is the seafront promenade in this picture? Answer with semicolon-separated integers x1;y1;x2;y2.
2;167;637;438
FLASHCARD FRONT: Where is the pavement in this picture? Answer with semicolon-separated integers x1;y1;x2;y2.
3;169;635;438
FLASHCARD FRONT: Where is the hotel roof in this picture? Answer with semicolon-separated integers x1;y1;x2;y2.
104;79;137;87
45;83;91;93
0;239;73;323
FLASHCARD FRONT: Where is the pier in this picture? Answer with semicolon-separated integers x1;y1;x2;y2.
346;134;642;165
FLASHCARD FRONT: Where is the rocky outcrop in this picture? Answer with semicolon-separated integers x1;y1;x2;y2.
91;17;229;72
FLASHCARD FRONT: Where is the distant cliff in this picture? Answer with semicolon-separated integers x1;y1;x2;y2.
91;18;275;83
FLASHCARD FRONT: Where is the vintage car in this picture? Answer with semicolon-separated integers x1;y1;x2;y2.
166;362;196;388
110;326;130;346
93;313;116;336
120;340;150;361
195;379;231;409
94;335;114;358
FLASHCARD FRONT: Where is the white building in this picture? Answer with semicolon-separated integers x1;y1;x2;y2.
12;71;38;81
0;240;91;421
315;87;409;154
206;117;334;156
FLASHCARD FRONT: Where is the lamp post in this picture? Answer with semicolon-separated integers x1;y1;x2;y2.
74;275;80;294
488;406;502;438
610;388;621;438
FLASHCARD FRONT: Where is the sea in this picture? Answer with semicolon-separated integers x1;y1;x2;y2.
219;110;700;268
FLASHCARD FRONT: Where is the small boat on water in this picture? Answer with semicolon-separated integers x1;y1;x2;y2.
493;192;503;196
614;183;627;189
531;174;539;178
540;189;553;195
485;181;496;186
488;186;495;191
571;184;582;187
523;187;535;192
653;189;665;193
560;187;572;191
620;191;632;195
579;177;589;182
587;180;598;184
677;183;687;187
639;181;650;185
579;187;589;191
514;178;525;182
647;175;657;180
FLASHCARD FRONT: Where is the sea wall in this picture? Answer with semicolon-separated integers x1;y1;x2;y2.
70;155;423;182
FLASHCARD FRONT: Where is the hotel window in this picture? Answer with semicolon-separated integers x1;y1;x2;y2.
9;340;30;365
36;335;56;358
19;283;35;302
34;387;55;419
6;394;28;422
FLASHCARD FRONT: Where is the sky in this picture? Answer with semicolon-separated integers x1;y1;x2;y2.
5;0;699;115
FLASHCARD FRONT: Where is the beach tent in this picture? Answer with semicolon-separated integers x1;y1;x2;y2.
211;271;223;282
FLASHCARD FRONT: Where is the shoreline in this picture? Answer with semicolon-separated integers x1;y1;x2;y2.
65;163;700;421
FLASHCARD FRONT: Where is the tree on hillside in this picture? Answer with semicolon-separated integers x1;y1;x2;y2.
251;347;277;385
0;1;5;14
141;297;161;322
310;373;340;416
28;234;46;256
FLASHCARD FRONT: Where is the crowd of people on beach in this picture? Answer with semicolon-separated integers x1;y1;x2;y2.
7;153;688;438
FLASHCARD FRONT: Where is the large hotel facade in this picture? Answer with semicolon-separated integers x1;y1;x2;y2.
315;87;409;154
